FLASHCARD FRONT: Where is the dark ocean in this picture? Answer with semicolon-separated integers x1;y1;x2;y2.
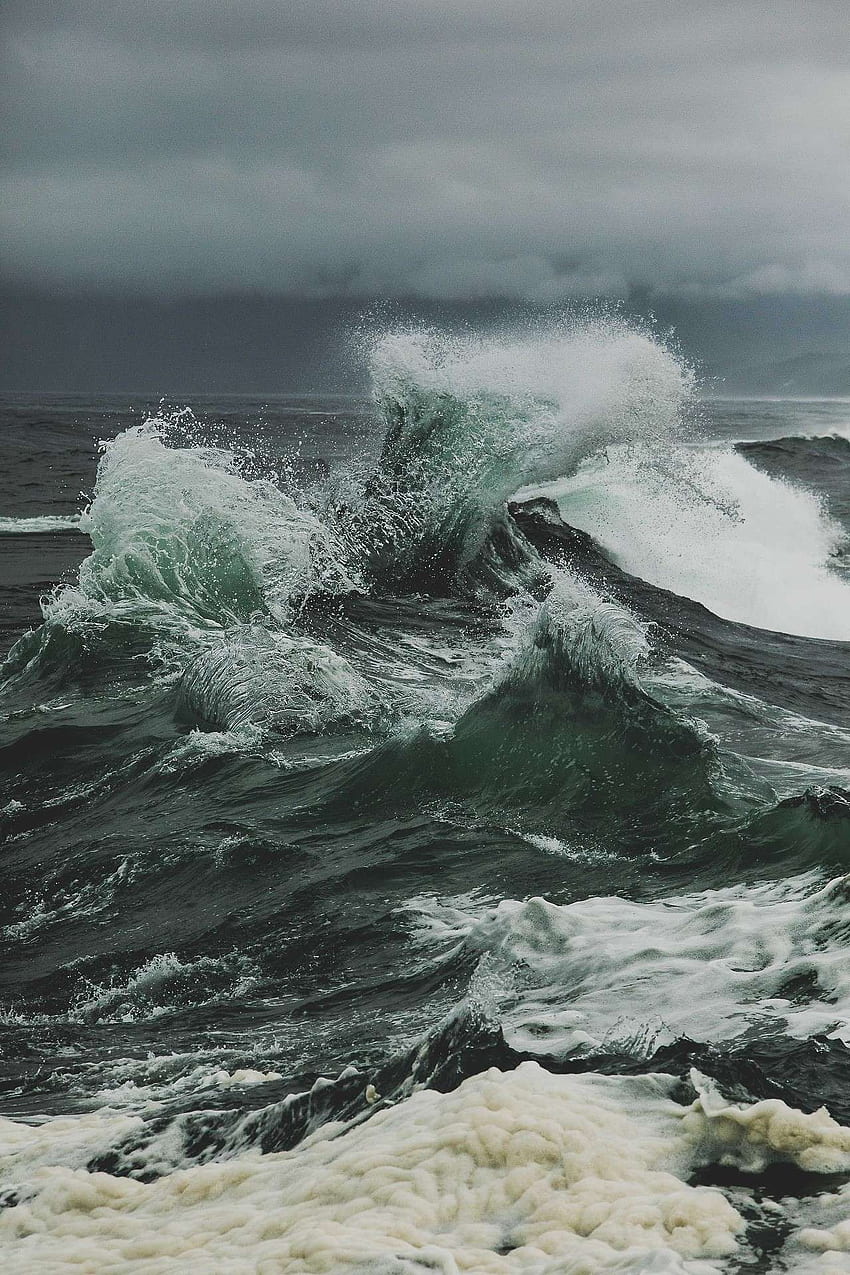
2;324;850;1273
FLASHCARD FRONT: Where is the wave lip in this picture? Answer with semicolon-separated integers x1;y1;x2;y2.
504;568;654;699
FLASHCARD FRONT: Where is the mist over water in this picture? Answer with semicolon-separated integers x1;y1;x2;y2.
2;318;850;1272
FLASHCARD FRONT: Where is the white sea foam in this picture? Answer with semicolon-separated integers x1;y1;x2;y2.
539;442;850;640
4;1062;850;1272
783;1183;850;1271
0;514;84;534
93;1063;283;1107
409;873;850;1056
0;1108;144;1193
519;831;624;865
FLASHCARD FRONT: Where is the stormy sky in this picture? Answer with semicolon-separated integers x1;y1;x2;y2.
2;1;850;389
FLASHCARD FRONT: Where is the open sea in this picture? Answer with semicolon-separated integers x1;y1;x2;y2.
2;323;850;1273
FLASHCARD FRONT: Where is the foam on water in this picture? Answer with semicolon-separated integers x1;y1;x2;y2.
409;873;850;1056
0;515;84;535
783;1185;850;1271
3;1063;850;1273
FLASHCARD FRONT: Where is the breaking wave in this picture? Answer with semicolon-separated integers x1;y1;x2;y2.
355;320;691;588
409;869;850;1057
540;441;850;640
40;419;357;649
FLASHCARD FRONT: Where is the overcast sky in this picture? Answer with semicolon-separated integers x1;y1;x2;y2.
3;0;850;302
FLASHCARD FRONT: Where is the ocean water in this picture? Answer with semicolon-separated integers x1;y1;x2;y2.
2;321;850;1272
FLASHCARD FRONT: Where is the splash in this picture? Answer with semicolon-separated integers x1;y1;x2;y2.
43;417;357;646
357;319;691;588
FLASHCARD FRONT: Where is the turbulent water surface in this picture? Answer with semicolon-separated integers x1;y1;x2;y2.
2;323;850;1273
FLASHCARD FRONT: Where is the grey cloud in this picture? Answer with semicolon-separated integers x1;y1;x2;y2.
2;1;850;298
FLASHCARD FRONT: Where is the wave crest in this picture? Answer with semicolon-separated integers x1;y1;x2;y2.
357;320;691;589
45;419;357;644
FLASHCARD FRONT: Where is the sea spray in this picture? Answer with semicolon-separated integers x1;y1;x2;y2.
4;338;850;1275
354;319;692;588
47;418;358;644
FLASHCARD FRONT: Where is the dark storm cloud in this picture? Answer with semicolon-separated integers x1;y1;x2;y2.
2;1;849;297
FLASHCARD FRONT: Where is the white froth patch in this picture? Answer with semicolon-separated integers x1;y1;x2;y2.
521;832;623;865
93;1062;283;1106
0;1108;144;1190
0;514;85;534
5;1063;850;1273
411;875;850;1055
687;1070;850;1175
0;1064;743;1273
784;1183;850;1271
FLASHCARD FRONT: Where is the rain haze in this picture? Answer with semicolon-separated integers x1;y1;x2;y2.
2;0;850;389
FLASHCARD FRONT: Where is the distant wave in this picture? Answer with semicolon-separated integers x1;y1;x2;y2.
0;513;84;534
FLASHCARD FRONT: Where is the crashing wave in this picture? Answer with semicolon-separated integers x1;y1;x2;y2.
501;568;654;699
42;419;358;646
176;626;389;735
353;319;691;589
538;440;850;640
70;951;258;1025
